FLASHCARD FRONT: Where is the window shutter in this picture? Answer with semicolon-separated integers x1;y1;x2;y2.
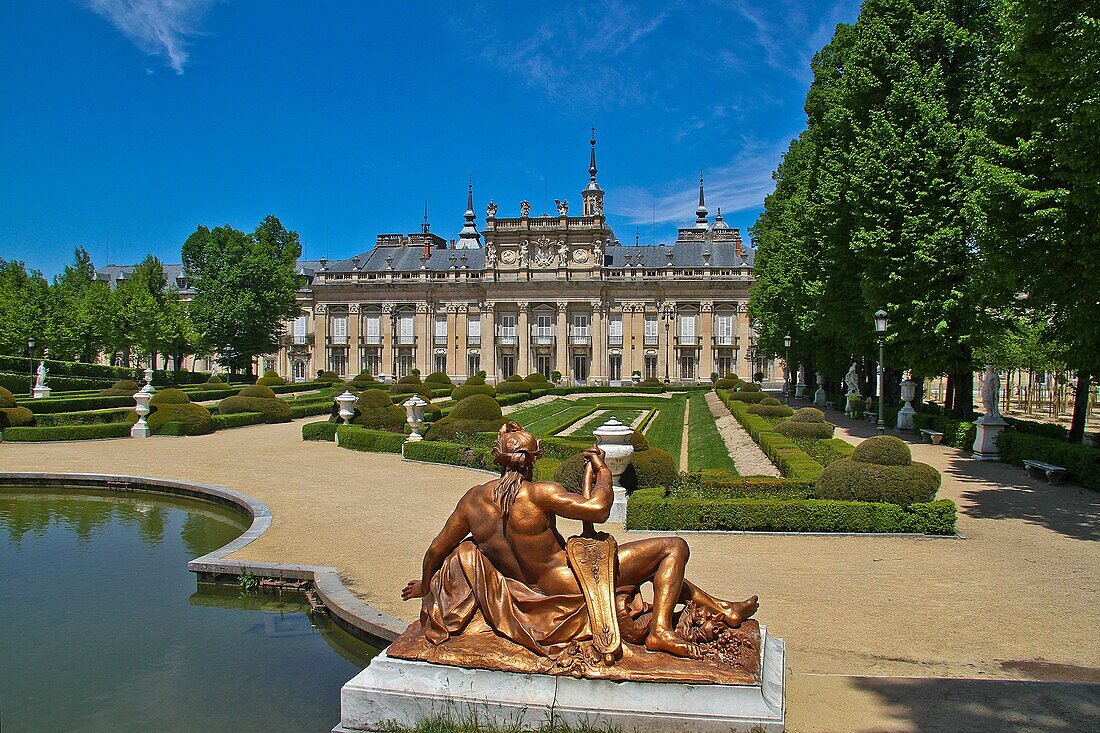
367;316;380;339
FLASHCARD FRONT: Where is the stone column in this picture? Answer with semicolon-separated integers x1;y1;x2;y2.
482;302;496;383
590;299;603;385
415;302;429;375
348;303;361;377
555;301;569;378
313;304;327;377
381;304;394;378
700;301;714;383
453;305;466;379
737;304;751;379
517;301;529;377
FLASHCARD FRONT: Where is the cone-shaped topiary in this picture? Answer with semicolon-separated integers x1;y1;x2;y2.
424;394;505;441
774;407;835;439
816;435;940;505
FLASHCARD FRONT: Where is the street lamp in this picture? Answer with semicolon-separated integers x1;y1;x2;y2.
783;334;792;405
745;345;757;383
662;305;672;383
874;308;889;435
26;338;35;397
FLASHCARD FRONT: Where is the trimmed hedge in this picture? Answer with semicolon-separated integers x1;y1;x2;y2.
997;430;1100;490
290;400;334;419
403;440;495;471
18;394;138;414
495;381;532;395
101;380;142;396
816;436;941;505
218;395;293;423
302;420;339;441
31;407;132;427
335;425;405;453
425;395;505;441
913;413;976;450
774;407;835;439
238;384;277;399
0;355;211;384
212;411;266;430
425;372;453;386
0;406;35;428
747;403;795;418
553;445;677;493
148;402;214;435
1;422;132;441
0;371;115;393
627;488;957;534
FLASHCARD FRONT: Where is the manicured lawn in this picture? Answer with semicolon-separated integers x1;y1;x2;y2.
639;394;686;458
686;392;738;475
565;408;646;440
507;400;576;428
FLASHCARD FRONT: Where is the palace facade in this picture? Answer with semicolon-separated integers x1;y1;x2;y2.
100;137;773;385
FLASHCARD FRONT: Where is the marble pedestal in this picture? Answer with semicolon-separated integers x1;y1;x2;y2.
608;487;628;524
334;629;785;733
972;418;1008;460
896;404;916;431
794;383;806;398
32;386;51;399
813;387;826;408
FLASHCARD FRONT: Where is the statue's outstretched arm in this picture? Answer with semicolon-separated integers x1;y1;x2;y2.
416;505;471;600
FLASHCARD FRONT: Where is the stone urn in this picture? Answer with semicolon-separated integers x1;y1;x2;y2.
593;417;636;524
403;395;428;442
131;386;153;438
631;372;642;385
335;390;357;425
896;377;917;431
143;367;155;392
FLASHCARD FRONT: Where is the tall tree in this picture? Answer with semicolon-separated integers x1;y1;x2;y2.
182;215;302;374
48;247;112;362
970;0;1099;441
108;255;168;367
0;259;50;358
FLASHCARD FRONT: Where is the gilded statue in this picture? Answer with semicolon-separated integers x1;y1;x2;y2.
391;422;761;684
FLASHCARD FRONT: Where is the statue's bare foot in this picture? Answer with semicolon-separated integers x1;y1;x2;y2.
716;596;759;627
645;628;702;659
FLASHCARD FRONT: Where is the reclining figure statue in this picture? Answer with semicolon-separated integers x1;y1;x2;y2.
392;421;761;682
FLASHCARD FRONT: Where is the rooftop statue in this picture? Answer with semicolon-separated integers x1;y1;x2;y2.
391;422;762;683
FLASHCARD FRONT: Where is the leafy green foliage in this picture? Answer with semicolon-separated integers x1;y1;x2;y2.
217;395;292;423
1;422;132;441
0;406;34;428
301;420;338;441
996;430;1100;490
335;426;405;453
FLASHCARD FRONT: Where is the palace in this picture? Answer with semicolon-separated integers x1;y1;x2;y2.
99;135;773;385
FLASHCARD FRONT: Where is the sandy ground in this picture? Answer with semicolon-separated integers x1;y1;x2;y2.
2;410;1098;732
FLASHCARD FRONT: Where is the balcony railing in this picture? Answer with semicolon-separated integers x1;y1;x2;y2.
569;333;591;346
292;334;309;346
466;335;481;346
675;335;702;348
330;335;349;346
433;335;449;346
713;336;740;348
643;335;659;346
607;335;623;346
531;330;555;346
363;335;382;345
497;333;518;346
396;335;417;346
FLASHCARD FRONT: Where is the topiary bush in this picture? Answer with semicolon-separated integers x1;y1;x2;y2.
0;385;16;408
774;407;836;439
391;382;434;400
622;447;678;492
453;376;496;402
316;371;341;383
496;380;532;395
747;402;795;418
424;394;505;441
631;430;650;452
525;373;549;385
149;402;214;435
218;394;293;423
730;391;767;404
203;374;234;389
150;388;190;405
238;384;277;399
816;436;940;505
256;369;286;387
640;377;665;390
425;372;453;386
348;388;406;432
0;405;35;428
760;397;781;406
101;379;143;396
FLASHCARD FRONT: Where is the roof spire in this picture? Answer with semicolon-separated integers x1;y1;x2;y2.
695;172;709;229
455;175;482;249
466;174;474;214
422;198;430;234
589;126;598;182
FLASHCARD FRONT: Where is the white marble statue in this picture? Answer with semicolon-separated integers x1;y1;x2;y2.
485;243;496;267
520;200;531;217
486;200;498;218
796;364;806;385
980;364;1002;422
518;239;528;267
844;362;861;396
558;240;569;266
593;240;603;264
555;199;569;216
35;360;48;388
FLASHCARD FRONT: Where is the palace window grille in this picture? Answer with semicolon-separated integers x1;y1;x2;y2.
644;355;658;380
332;316;348;345
433;353;447;374
467;352;480;376
609;354;622;381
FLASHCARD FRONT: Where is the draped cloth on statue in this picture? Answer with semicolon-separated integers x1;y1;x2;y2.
421;540;591;658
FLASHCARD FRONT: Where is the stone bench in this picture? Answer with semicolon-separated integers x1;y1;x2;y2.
863;412;878;423
1022;459;1068;485
920;428;944;445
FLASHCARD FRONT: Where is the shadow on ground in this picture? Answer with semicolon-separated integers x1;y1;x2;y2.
853;676;1100;733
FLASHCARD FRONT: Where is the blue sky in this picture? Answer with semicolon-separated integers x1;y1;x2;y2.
0;0;861;277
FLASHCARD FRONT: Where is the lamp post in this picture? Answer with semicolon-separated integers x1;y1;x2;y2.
873;308;889;435
783;334;792;405
745;345;757;383
662;305;672;383
26;338;35;397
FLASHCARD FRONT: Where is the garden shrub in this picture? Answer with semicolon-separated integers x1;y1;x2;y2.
31;407;132;427
452;378;496;402
774;407;836;439
640;377;666;390
211;411;265;430
218;395;293;423
760;396;781;406
729;391;767;404
348;389;406;432
816;436;940;504
425;394;505;441
289;401;333;419
747;402;795;418
553;452;587;491
0;385;15;407
302;420;338;441
425;372;453;386
256;369;286;387
203;375;234;389
912;413;977;450
631;430;650;452
525;373;550;385
622;447;678;492
627;487;956;534
739;383;762;392
0;422;133;441
151;388;190;405
101;379;143;396
335;425;405;453
238;384;277;399
0;405;34;428
792;437;853;467
404;440;496;471
148;402;214;435
315;371;341;383
391;382;434;401
715;377;741;390
996;430;1100;490
495;380;532;395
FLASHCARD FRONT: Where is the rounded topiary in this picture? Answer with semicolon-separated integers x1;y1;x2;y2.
424;394;505;441
774;407;835;439
452;381;496;401
464;374;487;386
816;457;941;506
622;447;678;492
101;379;143;396
525;373;549;385
316;371;341;383
425;371;452;386
554;452;587;491
391;382;434;400
256;369;286;386
715;377;741;390
0;406;34;428
730;391;767;403
148;402;213;435
630;430;650;452
356;389;393;408
347;389;405;431
218;395;293;423
205;374;224;384
747;402;795;418
739;383;762;392
203;374;234;389
640;377;665;391
0;386;16;408
504;374;524;382
852;435;912;466
496;381;531;395
239;384;277;399
760;397;781;406
151;388;190;405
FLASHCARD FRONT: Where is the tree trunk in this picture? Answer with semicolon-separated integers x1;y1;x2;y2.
1069;370;1091;444
951;371;974;419
945;375;954;413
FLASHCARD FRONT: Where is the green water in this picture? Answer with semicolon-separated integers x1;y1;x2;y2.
0;489;379;732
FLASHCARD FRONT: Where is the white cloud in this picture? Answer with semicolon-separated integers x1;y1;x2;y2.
84;0;214;74
727;0;860;82
612;137;787;224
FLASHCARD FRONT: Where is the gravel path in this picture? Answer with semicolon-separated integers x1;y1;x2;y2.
500;390;673;415
679;398;690;471
705;390;781;477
